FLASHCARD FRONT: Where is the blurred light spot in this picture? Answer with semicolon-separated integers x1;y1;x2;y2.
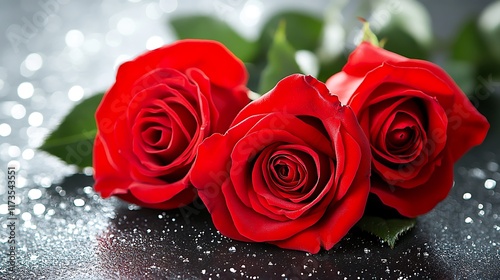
17;176;27;189
8;146;21;157
30;93;47;111
11;104;26;119
68;85;84;101
68;48;85;64
0;123;12;137
479;2;500;33
22;212;32;221
159;0;178;13
39;177;52;188
18;82;34;99
33;203;46;215
487;161;499;172
22;149;34;160
146;3;162;20
117;17;136;35
28;112;43;127
74;198;85;207
8;160;20;171
105;30;122;47
20;63;34;78
65;29;85;48
83;37;102;54
295;50;319;77
319;23;345;60
485;179;496;189
25;53;43;71
0;204;7;215
28;188;42;200
146;36;164;50
240;0;262;27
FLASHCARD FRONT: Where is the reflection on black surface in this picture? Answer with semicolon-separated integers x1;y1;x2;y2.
6;163;497;279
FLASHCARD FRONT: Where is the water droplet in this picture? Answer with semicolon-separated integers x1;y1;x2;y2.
465;217;473;224
229;246;236;253
364;248;370;254
463;193;472;200
201;269;206;275
484;179;496;190
28;189;42;200
73;198;85;207
33;203;45;215
83;186;93;194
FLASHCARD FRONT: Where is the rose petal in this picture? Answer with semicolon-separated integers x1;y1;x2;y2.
371;152;454;217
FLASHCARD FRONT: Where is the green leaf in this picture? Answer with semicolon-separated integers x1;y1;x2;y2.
170;15;257;62
442;60;475;95
40;93;103;169
258;11;324;53
452;18;489;64
258;22;302;94
359;18;381;47
357;216;416;248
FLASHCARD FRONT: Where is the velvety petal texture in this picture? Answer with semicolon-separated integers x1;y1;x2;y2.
191;74;371;253
326;42;489;217
94;40;249;209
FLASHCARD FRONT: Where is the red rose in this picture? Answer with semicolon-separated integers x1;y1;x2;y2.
190;74;371;253
93;40;249;209
326;42;489;217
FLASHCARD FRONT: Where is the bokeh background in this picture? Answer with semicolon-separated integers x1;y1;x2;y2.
1;0;499;278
